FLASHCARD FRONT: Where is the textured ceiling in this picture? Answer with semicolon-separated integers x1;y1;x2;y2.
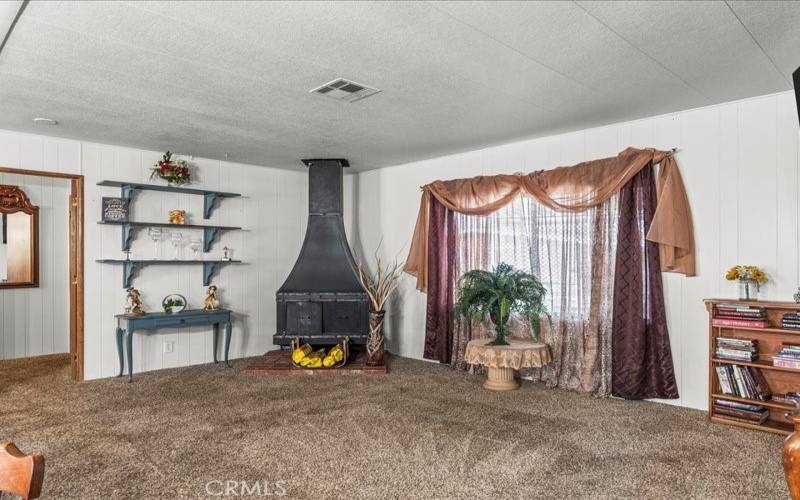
0;1;797;171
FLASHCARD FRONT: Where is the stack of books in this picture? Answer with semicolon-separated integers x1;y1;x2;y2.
713;398;770;424
773;344;800;369
772;392;800;408
712;304;768;328
782;313;800;331
715;337;757;362
715;364;771;400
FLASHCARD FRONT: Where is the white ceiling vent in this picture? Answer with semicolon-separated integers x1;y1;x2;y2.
310;78;380;103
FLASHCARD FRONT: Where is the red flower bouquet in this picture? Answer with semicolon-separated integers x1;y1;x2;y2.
150;151;191;186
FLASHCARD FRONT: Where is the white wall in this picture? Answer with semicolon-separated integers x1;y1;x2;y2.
0;129;308;379
0;133;73;359
350;91;800;410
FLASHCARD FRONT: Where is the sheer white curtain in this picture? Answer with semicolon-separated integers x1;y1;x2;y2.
451;195;618;396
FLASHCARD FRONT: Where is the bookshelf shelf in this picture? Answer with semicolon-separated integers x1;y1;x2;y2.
713;325;800;336
704;298;800;436
711;393;797;411
710;415;792;435
712;357;800;374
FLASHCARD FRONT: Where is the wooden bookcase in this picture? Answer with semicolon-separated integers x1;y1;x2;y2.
705;298;800;435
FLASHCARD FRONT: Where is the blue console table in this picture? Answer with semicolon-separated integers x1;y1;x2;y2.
115;309;232;382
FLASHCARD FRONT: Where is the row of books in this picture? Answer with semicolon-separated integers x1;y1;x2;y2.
713;398;769;424
774;343;800;369
782;313;800;331
715;337;757;362
772;392;800;408
712;304;768;329
715;364;771;401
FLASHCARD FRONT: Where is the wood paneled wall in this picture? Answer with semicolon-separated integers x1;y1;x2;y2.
0;130;308;379
349;91;800;410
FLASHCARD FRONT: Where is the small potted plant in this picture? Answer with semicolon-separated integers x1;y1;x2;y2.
150;151;191;186
725;265;768;301
356;248;404;366
162;294;186;314
453;262;549;346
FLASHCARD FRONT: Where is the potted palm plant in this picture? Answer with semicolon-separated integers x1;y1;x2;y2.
453;262;549;346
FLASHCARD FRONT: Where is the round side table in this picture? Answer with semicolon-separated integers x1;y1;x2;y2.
464;338;552;391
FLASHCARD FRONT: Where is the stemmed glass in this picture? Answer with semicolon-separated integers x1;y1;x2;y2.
188;237;202;260
148;227;162;259
171;232;184;260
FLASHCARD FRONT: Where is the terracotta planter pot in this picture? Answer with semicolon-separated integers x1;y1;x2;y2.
367;310;386;366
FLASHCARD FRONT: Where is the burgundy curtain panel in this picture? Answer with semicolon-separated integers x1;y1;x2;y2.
612;166;679;399
424;196;457;363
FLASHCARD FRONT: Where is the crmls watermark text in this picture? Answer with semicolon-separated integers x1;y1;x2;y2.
205;480;287;497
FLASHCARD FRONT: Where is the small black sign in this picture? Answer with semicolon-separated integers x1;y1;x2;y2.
102;197;129;222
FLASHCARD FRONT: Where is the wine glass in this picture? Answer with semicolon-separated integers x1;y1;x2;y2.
148;227;163;259
188;236;202;260
170;232;184;260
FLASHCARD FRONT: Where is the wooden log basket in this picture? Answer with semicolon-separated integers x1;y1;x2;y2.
290;336;349;369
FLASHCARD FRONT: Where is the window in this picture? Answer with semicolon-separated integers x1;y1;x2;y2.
455;194;618;320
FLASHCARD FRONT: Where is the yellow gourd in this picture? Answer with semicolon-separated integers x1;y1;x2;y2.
292;344;312;363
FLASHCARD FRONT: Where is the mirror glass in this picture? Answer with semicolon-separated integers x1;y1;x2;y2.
0;185;38;288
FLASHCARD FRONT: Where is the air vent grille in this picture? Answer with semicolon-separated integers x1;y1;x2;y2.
310;78;380;103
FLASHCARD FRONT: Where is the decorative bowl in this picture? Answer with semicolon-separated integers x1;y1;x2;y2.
162;293;187;314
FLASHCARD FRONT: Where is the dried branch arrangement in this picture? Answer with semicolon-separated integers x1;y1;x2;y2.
356;246;404;312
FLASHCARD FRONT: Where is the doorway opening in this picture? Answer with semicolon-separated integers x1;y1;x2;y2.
0;166;84;380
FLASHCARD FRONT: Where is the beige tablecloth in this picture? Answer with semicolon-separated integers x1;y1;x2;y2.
464;338;552;370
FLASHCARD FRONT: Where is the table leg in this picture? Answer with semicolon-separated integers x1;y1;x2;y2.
126;329;134;383
212;323;219;364
224;321;232;368
484;366;520;391
116;327;124;377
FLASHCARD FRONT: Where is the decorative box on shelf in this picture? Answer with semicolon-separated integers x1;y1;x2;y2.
704;298;800;435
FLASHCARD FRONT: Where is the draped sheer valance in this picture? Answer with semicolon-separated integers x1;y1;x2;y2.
404;147;695;292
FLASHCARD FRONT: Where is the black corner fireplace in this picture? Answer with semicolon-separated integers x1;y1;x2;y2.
274;158;369;346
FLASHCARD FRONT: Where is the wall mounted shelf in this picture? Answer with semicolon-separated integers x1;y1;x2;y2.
97;181;241;219
97;221;242;252
96;259;242;288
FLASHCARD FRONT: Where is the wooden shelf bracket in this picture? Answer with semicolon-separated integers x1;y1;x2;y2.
203;192;220;219
121;223;135;252
122;260;141;288
203;261;221;286
203;227;220;252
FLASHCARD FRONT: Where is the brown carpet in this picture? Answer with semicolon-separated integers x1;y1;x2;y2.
0;354;788;499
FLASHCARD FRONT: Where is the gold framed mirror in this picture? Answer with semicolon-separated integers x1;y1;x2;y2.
0;184;39;288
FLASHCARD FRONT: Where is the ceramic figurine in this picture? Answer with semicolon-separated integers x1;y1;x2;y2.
222;246;232;261
203;285;220;311
168;209;186;225
125;287;145;316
